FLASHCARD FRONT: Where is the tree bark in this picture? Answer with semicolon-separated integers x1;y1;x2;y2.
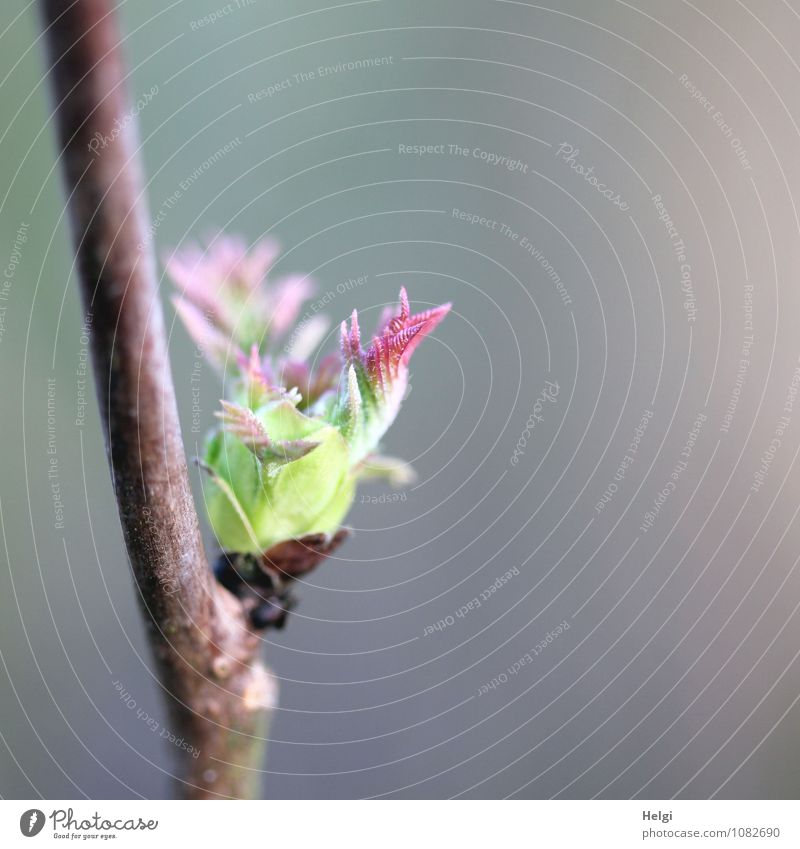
39;0;273;799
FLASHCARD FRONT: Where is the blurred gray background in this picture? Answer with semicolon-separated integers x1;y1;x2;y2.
2;0;800;799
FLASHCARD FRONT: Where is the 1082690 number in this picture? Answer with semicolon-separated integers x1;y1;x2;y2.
730;827;781;838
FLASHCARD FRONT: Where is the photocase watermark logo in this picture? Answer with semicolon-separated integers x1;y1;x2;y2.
18;808;159;837
87;84;158;156
19;809;45;837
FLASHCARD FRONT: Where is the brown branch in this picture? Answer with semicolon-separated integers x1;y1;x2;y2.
39;0;272;799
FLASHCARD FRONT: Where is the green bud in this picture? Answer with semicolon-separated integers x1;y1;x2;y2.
202;400;354;553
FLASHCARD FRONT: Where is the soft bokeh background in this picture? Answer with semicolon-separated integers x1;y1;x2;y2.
2;0;800;799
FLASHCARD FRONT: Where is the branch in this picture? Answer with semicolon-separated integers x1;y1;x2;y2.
39;0;272;798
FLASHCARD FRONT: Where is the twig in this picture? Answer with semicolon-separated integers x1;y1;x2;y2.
39;0;273;799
